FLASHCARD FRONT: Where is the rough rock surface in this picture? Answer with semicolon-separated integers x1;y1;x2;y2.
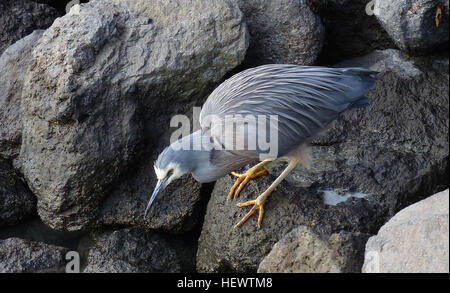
196;173;383;272
318;0;395;64
0;30;44;160
374;0;449;54
237;0;324;65
196;49;448;272
363;189;449;273
0;216;83;251
288;49;449;217
0;237;68;273
0;0;59;55
19;0;248;231
0;159;35;227
30;1;89;14
99;162;203;233
258;226;370;273
83;228;181;273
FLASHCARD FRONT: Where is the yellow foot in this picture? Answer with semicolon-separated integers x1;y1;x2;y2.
227;169;268;200
234;198;265;229
231;159;297;229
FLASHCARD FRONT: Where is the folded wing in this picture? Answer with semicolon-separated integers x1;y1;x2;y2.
200;64;377;158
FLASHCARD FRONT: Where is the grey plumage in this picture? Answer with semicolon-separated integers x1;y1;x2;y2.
200;64;376;158
148;64;377;224
154;129;256;183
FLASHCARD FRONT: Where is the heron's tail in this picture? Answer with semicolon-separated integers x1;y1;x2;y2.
341;68;378;93
339;68;377;110
348;96;369;109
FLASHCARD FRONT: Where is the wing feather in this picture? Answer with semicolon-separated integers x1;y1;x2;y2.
200;64;376;158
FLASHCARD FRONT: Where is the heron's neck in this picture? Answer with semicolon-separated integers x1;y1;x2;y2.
167;130;213;172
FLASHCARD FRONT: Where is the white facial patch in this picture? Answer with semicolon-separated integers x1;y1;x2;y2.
154;165;166;180
154;162;182;182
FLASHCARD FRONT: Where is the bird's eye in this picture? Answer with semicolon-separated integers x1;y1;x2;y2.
166;169;174;177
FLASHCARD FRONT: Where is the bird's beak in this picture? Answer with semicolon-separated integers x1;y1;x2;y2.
144;177;169;218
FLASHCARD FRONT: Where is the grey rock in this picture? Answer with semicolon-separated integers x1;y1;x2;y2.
98;158;203;233
0;216;82;251
196;173;382;272
290;49;449;217
0;237;68;273
363;189;449;273
83;228;181;273
237;0;324;65
317;0;395;64
19;0;248;231
0;0;59;55
374;0;449;54
30;0;70;4
0;158;35;227
30;1;83;14
0;30;44;160
196;49;448;272
258;226;369;273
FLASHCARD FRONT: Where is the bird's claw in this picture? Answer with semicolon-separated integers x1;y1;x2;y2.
234;199;265;229
227;169;268;200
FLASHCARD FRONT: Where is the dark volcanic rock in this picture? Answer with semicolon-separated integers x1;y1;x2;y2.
0;0;59;55
196;172;383;272
83;228;181;273
286;49;449;218
317;0;395;64
0;158;35;227
99;159;203;234
0;237;68;273
196;49;448;272
258;226;370;273
30;1;90;15
0;30;44;160
326;49;449;213
237;0;324;65
0;216;83;251
19;0;248;231
374;0;449;54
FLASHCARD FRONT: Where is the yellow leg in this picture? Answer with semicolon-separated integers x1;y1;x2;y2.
227;159;273;200
234;159;299;229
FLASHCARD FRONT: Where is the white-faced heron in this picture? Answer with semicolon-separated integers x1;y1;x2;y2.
145;64;377;228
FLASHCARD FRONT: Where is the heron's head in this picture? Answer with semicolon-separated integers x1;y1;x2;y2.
144;145;193;218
